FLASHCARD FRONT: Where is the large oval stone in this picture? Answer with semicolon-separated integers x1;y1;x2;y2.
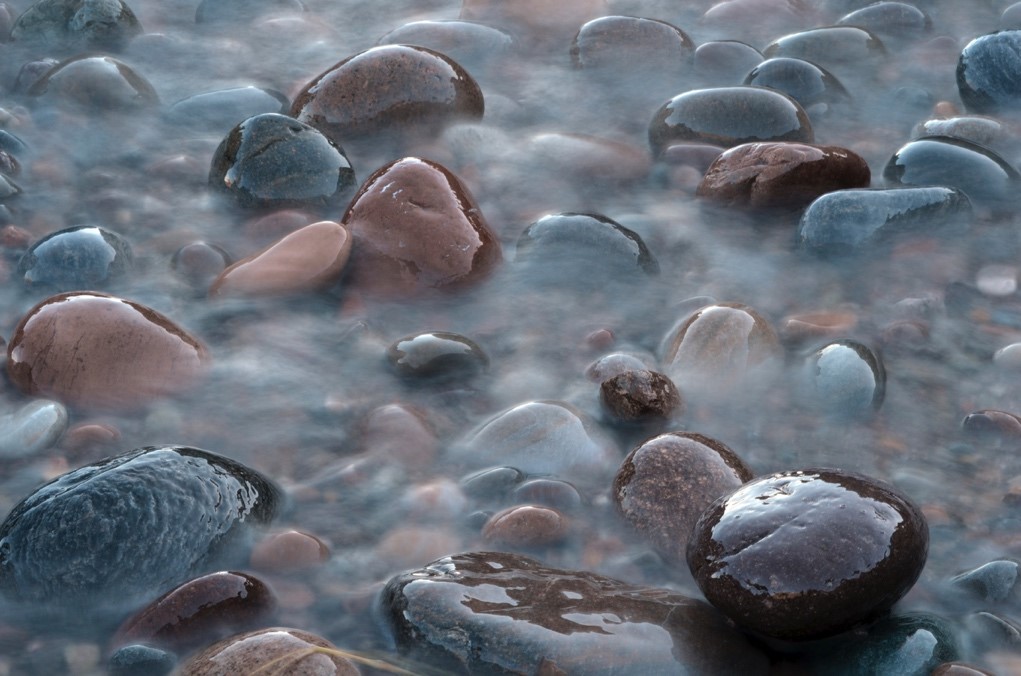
696;142;870;210
957;30;1021;114
0;446;281;625
341;157;501;295
649;86;813;155
7;292;209;411
290;44;484;145
687;468;929;641
613;432;754;564
379;551;769;675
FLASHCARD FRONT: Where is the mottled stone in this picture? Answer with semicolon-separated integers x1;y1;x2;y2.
957;30;1021;114
166;87;289;134
763;26;886;73
697;142;869;210
742;57;849;107
380;551;768;674
599;369;682;423
884;136;1021;209
290;44;484;145
687;468;929;641
209;220;351;297
209;114;356;210
19;225;132;290
0;399;67;460
482;505;569;547
649;86;813;155
797;187;972;256
0;446;281;625
111;571;276;653
341;157;501;295
614;432;753;564
11;0;142;51
177;628;359;676
571;15;693;74
799;340;886;416
387;331;488;381
7;292;209;411
836;2;931;41
27;55;158;110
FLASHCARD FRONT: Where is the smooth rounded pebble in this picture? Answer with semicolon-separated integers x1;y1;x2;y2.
176;627;360;675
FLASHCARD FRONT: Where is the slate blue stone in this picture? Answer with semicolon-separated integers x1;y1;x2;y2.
797;187;972;256
815;613;960;676
801;340;885;416
950;560;1020;603
18;224;132;290
0;446;281;627
0;399;67;460
883;136;1021;209
957;30;1021;114
167;86;289;134
108;644;176;676
763;26;886;72
742;57;849;107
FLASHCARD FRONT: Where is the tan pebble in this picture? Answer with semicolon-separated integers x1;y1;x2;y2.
61;423;121;451
376;526;462;569
482;505;569;547
250;530;330;574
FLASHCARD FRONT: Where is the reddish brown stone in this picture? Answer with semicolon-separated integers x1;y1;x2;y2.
358;403;438;470
342;157;502;296
290;44;483;145
111;571;276;654
962;409;1021;439
696;142;870;210
599;369;683;423
613;432;754;564
209;220;351;297
7;292;209;411
250;530;330;574
177;627;360;676
482;505;569;548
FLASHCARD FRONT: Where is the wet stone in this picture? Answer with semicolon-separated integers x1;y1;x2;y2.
950;560;1020;603
379;551;769;675
585;351;655;382
27;55;158;111
763;26;887;73
166;87;289;134
912;116;1009;154
883;136;1021;210
1004;3;1021;30
693;41;763;85
799;340;886;417
460;466;524;501
957;30;1021;115
7;291;209;411
176;627;359;676
599;368;682;424
836;2;932;42
11;0;142;51
742;57;850;108
290;44;484;146
341;157;501;296
209;114;357;210
386;331;488;382
0;399;67;460
195;0;305;24
482;504;569;548
249;530;330;574
108;645;175;676
687;468;929;641
797;187;972;256
649;86;813;156
209;220;351;297
613;432;754;565
511;478;582;513
813;613;960;676
0;446;281;626
375;20;514;77
696;142;870;210
18;225;132;290
571;15;694;75
111;571;276;654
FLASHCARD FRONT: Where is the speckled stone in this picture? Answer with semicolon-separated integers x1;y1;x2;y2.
176;627;359;675
18;225;132;290
614;432;753;564
687;468;929;641
599;369;682;423
957;30;1021;114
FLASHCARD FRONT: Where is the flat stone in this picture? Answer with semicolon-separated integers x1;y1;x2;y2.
7;291;209;411
379;551;769;675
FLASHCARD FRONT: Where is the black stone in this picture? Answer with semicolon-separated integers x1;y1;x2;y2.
209;113;356;210
742;57;849;107
18;225;132;290
386;331;489;382
687;468;929;641
957;30;1021;114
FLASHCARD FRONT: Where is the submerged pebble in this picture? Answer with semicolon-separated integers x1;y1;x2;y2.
0;399;67;460
18;225;132;290
957;30;1021;114
11;0;142;51
177;627;359;675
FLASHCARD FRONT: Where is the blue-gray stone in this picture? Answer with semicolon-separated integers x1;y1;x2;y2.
742;57;849;107
800;340;885;416
958;30;1021;114
108;644;175;676
0;399;67;460
166;87;289;134
836;2;931;42
814;613;960;676
18;225;132;290
950;560;1020;602
797;187;971;256
763;26;886;73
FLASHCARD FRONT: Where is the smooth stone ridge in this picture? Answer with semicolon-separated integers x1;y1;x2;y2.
27;55;159;110
379;551;769;675
0;446;281;624
687;468;929;641
762;26;886;72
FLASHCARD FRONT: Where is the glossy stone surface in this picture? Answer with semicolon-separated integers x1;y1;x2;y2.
797;187;972;256
883;136;1021;209
27;55;158;110
957;30;1021;114
800;340;886;416
693;41;763;85
649;87;813;155
379;551;769;675
0;399;67;460
18;225;132;290
376;20;513;75
111;571;276;653
836;2;931;41
11;0;142;51
614;432;753;564
962;409;1021;440
599;369;682;423
0;446;281;624
814;613;960;676
209;220;351;296
742;57;849;107
571;15;694;73
209;114;356;210
166;86;289;133
7;292;209;411
763;26;886;72
697;142;869;210
177;627;359;676
342;157;501;295
387;331;488;381
516;212;658;284
290;44;484;144
687;468;929;641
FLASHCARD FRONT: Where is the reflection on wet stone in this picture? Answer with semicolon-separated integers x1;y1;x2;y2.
379;551;769;675
763;25;887;72
166;86;289;134
799;340;886;416
18;225;132;290
387;330;488;382
743;57;850;107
